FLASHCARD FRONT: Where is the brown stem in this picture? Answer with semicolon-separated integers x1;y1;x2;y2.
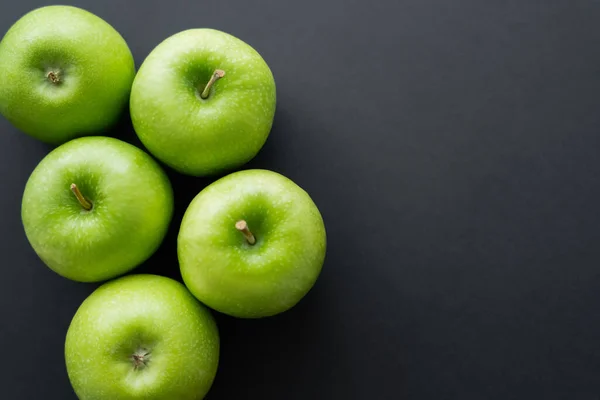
235;220;256;245
200;69;225;99
47;71;60;84
131;349;151;370
70;184;92;211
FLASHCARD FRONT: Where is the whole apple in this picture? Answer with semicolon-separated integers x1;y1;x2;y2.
178;169;327;318
22;136;173;282
130;29;276;176
0;5;135;144
65;274;220;400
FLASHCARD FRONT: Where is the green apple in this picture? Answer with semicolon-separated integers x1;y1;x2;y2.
22;136;173;282
65;274;220;400
130;29;276;176
178;169;327;318
0;5;135;144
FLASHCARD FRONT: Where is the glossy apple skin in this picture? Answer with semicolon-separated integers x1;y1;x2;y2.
178;169;327;318
130;29;276;176
21;137;173;282
65;274;220;400
0;5;135;144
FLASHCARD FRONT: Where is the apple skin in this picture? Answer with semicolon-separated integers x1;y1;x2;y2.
21;136;173;282
130;29;276;176
0;5;135;144
178;169;326;318
65;274;220;400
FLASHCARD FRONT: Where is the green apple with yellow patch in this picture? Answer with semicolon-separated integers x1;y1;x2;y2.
130;29;276;176
178;169;327;318
65;274;220;399
21;136;173;282
0;5;135;144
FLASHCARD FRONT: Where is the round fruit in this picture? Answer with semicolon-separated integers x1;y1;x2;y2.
65;274;220;400
130;29;276;176
21;136;173;282
178;169;327;318
0;5;135;144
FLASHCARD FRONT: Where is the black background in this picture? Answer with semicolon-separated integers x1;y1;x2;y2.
1;0;600;399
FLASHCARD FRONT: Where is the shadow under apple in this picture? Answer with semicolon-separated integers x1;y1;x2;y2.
208;277;336;398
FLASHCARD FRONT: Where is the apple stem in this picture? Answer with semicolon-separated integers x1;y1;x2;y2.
70;184;92;211
235;220;256;245
131;349;151;370
47;71;60;84
200;69;226;99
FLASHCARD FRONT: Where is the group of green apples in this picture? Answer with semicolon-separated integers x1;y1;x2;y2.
0;5;326;400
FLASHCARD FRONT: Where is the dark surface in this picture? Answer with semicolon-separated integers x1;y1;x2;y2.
1;0;600;399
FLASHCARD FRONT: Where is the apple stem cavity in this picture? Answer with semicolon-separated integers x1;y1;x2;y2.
70;183;93;211
200;69;226;99
235;220;256;245
47;71;61;84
